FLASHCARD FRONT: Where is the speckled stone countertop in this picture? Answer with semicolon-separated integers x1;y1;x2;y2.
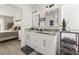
28;28;60;35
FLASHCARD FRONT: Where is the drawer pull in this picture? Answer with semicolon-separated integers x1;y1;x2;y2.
27;34;29;39
43;40;46;47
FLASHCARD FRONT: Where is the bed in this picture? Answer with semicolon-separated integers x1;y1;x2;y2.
0;30;18;41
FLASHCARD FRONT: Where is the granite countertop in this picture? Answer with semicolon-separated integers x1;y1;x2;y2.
28;28;59;35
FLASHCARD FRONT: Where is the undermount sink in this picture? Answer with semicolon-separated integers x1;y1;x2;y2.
36;30;57;35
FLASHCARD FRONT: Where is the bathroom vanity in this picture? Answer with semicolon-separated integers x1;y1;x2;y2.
25;29;60;55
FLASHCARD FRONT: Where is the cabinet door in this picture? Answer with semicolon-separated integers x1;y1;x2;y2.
36;33;45;54
30;32;38;45
25;31;31;46
28;32;41;52
35;33;57;55
42;34;57;55
29;32;45;54
46;39;57;54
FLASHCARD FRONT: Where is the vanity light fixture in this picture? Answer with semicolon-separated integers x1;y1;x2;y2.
49;4;54;8
35;10;37;13
32;10;37;14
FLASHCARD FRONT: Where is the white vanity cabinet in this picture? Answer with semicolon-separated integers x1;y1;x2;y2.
25;30;59;55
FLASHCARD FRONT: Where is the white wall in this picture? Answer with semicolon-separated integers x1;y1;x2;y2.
0;5;18;17
13;4;33;29
62;4;79;31
12;4;33;47
20;5;32;47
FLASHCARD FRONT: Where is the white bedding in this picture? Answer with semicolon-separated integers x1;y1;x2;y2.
0;30;18;41
0;30;17;33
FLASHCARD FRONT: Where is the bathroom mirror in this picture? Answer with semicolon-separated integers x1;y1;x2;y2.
45;8;59;29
